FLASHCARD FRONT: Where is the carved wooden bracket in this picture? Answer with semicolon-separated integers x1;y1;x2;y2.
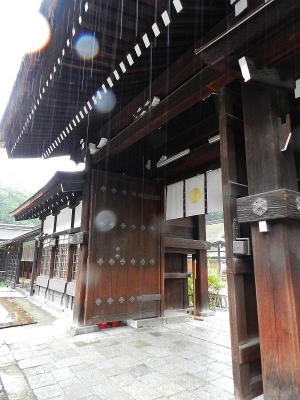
237;189;300;223
238;56;295;91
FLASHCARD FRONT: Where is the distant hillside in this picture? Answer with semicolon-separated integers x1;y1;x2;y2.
0;178;39;226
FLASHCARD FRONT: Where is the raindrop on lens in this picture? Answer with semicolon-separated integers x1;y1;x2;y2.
22;12;51;53
94;210;117;232
75;34;99;60
94;89;116;114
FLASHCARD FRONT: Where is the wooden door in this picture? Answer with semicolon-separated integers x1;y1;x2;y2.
5;251;19;288
84;170;162;325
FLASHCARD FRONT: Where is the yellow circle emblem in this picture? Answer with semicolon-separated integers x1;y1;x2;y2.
189;188;201;203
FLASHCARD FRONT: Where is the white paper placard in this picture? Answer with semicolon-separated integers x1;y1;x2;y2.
73;201;82;228
56;207;72;233
207;168;223;213
43;215;55;235
185;175;205;217
166;181;184;220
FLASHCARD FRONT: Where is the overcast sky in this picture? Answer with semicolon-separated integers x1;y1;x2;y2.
0;0;84;194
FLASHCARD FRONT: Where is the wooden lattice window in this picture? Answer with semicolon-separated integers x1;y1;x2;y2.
6;252;18;281
40;247;51;276
53;235;69;279
72;244;80;281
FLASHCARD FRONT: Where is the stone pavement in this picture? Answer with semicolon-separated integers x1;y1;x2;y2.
0;291;234;400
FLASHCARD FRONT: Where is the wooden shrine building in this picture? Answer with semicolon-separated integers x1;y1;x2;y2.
1;0;300;398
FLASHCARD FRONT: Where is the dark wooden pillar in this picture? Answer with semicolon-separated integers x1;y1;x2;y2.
193;215;210;314
29;240;38;296
219;86;261;399
242;83;300;399
73;157;92;326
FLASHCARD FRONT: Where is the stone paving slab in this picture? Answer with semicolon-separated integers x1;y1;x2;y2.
0;291;237;400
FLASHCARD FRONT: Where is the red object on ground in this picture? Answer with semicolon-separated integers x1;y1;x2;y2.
97;322;107;329
110;321;120;327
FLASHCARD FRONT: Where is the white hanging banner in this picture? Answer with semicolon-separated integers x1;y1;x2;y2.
166;181;184;220
185;175;205;217
207;168;223;213
43;215;55;235
74;201;82;228
56;207;72;233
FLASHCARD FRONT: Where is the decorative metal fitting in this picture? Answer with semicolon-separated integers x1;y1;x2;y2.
130;259;136;265
131;224;136;231
141;225;146;231
150;259;155;266
100;186;106;192
107;297;114;305
253;198;268;216
109;259;115;266
122;190;127;196
121;223;126;230
140;259;146;266
132;191;137;197
150;226;155;232
119;297;125;304
97;258;104;265
111;188;117;194
115;254;120;259
95;298;102;306
116;247;120;252
120;259;125;266
129;296;135;303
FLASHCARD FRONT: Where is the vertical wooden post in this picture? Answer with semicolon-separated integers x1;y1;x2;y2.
73;156;92;326
219;86;261;399
242;83;300;399
193;215;210;314
29;240;38;296
160;184;165;317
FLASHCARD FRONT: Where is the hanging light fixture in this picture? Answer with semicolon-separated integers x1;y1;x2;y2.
156;148;190;168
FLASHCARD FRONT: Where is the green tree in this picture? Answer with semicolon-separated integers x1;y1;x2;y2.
0;178;39;226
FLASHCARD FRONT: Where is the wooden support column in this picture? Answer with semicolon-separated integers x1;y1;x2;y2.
242;83;300;399
219;86;261;400
193;215;210;314
73;156;92;326
29;240;38;296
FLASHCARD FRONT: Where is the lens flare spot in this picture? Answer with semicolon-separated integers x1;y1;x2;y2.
22;12;51;53
94;210;117;232
75;34;99;60
94;89;116;114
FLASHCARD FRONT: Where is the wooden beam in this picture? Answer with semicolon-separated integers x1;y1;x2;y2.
93;68;234;163
238;57;294;91
197;0;300;68
164;272;189;279
164;237;210;251
239;337;260;364
94;44;205;143
237;188;300;223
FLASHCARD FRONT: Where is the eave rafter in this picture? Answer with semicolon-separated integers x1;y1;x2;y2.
5;0;188;159
11;171;86;221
